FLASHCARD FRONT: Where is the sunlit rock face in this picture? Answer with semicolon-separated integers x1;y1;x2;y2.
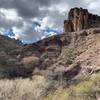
64;7;100;32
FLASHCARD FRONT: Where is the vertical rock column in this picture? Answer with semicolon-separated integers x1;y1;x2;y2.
64;7;100;32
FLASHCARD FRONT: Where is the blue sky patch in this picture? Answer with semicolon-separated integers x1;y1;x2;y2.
5;29;15;37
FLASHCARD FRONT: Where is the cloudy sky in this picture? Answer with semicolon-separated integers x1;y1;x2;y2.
0;0;100;43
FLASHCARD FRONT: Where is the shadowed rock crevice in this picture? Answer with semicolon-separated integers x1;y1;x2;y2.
63;63;81;81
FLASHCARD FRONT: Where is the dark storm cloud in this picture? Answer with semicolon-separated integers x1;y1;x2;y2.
0;0;61;18
0;0;13;8
0;0;40;18
0;0;98;18
13;0;40;18
0;0;100;43
14;0;62;18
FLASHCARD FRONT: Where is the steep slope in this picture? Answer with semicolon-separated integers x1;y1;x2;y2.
41;28;100;100
0;35;22;52
32;28;100;81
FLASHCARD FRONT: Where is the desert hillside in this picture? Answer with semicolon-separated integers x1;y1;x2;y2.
0;7;100;100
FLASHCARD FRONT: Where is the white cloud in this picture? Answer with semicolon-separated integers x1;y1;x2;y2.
41;16;54;28
12;21;45;43
87;0;100;14
0;8;19;21
0;0;100;43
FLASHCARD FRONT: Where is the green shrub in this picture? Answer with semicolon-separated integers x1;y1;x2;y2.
43;87;70;100
0;60;7;66
43;73;100;100
41;53;48;60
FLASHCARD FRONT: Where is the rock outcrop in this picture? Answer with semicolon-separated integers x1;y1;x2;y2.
64;7;100;32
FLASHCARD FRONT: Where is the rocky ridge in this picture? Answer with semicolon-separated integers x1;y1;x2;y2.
64;7;100;32
0;8;100;82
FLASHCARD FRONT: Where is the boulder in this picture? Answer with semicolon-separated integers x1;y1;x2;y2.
92;29;100;34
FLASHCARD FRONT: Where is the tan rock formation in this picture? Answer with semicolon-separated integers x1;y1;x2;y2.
64;7;100;32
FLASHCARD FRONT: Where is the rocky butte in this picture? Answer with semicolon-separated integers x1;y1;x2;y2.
64;7;100;32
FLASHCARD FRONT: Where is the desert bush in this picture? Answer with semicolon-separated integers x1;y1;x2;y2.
6;58;17;66
43;73;100;100
65;46;77;65
0;60;7;66
0;56;40;78
0;75;50;100
41;53;48;59
21;56;39;67
43;87;70;100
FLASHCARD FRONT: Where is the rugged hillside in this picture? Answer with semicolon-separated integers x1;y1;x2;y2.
31;28;100;81
0;28;100;80
0;34;22;52
0;27;100;100
0;7;100;100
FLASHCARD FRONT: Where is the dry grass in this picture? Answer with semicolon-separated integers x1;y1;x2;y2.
0;75;50;100
43;73;100;100
21;56;39;67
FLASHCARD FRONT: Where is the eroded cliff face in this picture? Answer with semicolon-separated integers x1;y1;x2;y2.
64;7;100;32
